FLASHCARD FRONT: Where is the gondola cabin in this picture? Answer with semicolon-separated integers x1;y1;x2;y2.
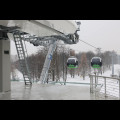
67;56;78;68
91;57;102;68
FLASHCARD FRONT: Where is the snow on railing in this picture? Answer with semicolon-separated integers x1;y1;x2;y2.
89;74;120;100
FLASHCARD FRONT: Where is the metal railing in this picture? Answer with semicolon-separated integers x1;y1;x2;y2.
89;74;120;100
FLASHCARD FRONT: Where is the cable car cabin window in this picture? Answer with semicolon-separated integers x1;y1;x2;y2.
68;59;75;64
92;59;100;63
91;58;102;68
67;59;78;68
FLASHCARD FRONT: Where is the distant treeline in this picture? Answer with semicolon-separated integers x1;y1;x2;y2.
11;46;119;81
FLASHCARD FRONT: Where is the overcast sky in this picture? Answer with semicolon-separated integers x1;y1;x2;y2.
69;20;120;54
11;20;120;55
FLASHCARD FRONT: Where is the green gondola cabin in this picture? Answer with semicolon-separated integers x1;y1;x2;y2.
67;56;78;68
91;57;102;68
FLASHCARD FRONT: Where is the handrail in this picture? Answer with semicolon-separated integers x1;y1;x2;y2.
89;74;120;99
89;74;120;81
48;81;102;86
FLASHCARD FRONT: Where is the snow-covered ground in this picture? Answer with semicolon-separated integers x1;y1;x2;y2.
59;75;90;87
102;64;120;77
11;64;120;98
11;69;24;82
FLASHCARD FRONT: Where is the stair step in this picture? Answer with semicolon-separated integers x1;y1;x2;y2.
13;33;32;85
25;83;31;85
24;77;30;79
25;80;30;82
25;81;31;82
17;47;22;48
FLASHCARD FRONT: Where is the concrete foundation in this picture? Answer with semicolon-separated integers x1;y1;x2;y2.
0;40;11;92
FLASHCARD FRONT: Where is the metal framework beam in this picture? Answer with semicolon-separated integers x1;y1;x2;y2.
0;20;81;85
40;39;58;84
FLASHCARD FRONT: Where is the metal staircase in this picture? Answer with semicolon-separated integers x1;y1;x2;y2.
13;31;32;85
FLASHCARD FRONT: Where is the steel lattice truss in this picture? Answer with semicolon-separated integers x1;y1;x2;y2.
0;23;80;46
13;32;79;47
0;24;80;85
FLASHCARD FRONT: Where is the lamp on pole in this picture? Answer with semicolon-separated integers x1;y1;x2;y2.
111;50;117;77
112;51;114;76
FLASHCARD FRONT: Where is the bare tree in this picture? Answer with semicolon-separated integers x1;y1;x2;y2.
79;53;88;80
86;51;95;73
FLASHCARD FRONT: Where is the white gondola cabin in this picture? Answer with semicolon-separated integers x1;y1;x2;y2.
67;56;78;68
91;57;102;68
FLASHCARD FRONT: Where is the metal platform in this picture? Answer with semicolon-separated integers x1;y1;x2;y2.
0;81;119;100
0;81;91;100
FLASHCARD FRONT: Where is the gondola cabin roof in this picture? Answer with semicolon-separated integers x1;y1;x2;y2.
67;56;78;59
67;57;78;62
91;57;102;68
91;57;102;62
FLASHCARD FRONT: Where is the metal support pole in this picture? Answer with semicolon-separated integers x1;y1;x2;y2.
95;72;97;89
92;76;94;93
90;75;94;93
63;52;64;82
104;78;107;97
40;39;57;84
112;51;114;76
118;79;120;100
90;75;92;93
63;50;66;85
